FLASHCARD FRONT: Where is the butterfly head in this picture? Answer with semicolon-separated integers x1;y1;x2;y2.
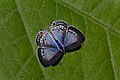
50;20;67;30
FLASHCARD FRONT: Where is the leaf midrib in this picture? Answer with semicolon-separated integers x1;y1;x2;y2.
14;0;47;80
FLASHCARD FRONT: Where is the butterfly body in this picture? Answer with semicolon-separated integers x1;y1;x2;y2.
36;20;85;67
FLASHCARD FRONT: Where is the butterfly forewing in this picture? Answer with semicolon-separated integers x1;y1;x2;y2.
37;48;62;67
64;26;85;51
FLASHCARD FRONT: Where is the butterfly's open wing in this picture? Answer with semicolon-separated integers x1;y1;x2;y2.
50;20;85;51
36;30;60;49
37;48;63;67
64;26;85;51
36;30;63;67
50;20;67;45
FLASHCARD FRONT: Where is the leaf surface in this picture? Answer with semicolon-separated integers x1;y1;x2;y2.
0;0;120;80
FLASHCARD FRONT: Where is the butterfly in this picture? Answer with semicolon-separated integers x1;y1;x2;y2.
36;20;85;67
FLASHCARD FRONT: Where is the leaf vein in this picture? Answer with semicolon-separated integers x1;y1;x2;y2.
90;0;103;12
14;0;47;80
105;28;118;80
0;9;17;29
55;0;120;35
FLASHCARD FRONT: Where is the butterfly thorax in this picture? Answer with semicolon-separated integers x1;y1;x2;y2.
50;31;65;51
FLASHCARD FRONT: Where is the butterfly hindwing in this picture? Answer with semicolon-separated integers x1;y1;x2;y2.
36;30;59;48
50;20;67;45
64;26;85;51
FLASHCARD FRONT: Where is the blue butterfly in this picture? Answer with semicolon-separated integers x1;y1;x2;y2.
36;20;85;67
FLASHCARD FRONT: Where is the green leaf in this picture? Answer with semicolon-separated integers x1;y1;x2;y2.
0;0;120;80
